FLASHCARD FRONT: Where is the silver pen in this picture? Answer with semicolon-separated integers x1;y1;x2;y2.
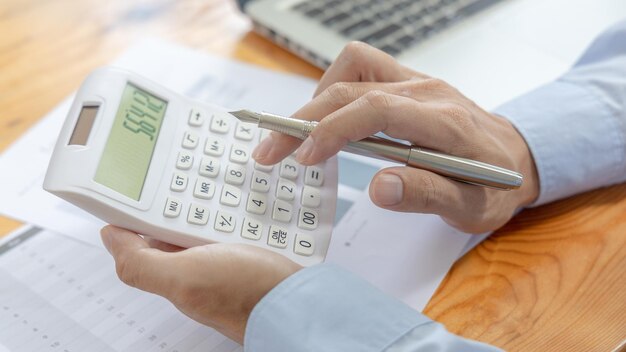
229;110;523;190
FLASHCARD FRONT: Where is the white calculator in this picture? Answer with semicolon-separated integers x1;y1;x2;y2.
43;67;338;266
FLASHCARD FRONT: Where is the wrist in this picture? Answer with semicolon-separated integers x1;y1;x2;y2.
502;117;540;208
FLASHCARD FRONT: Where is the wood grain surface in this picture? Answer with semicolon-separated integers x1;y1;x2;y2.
1;1;624;350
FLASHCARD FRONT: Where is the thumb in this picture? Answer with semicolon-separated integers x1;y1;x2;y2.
101;225;177;296
368;167;482;222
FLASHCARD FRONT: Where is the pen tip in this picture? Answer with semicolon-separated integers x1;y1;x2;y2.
229;110;261;124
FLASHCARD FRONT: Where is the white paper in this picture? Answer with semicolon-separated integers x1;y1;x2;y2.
0;226;240;352
0;39;475;310
326;191;469;310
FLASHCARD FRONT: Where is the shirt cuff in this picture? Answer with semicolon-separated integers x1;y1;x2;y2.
494;79;626;206
244;263;430;352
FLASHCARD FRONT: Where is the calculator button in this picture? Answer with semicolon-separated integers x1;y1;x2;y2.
301;186;321;207
204;137;225;157
229;144;250;164
170;173;188;192
182;131;199;149
234;122;255;141
305;166;324;186
272;200;293;222
189;109;205;127
220;184;241;207
294;233;315;256
193;177;216;200
163;197;182;218
214;211;236;233
176;151;194;170
268;225;289;249
254;161;274;173
210;113;230;134
298;208;319;230
246;192;268;215
250;171;271;193
225;164;246;186
187;204;209;225
199;156;221;178
279;157;299;180
241;218;263;240
276;179;296;201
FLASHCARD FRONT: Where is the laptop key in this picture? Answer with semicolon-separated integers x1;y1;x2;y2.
358;24;402;44
395;34;419;48
323;12;351;26
379;44;402;56
458;0;502;17
291;1;312;12
340;18;374;36
304;7;325;18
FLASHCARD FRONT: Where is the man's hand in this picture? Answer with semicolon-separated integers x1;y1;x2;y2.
253;42;539;233
100;225;302;344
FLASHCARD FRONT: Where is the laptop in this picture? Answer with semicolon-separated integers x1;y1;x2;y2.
237;0;623;110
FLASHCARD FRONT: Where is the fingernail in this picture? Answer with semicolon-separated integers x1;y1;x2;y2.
101;227;113;254
372;174;403;206
296;136;315;164
252;134;273;160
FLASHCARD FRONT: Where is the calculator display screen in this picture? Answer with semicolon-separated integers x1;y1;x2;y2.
94;83;167;200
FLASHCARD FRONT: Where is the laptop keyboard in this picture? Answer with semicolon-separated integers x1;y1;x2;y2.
290;0;503;56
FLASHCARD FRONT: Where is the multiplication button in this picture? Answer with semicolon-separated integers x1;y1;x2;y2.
234;122;254;141
163;197;182;218
187;204;209;225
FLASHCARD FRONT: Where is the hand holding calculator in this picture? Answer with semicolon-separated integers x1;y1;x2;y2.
44;68;338;266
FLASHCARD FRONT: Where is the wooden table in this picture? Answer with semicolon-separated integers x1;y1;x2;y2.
1;1;624;350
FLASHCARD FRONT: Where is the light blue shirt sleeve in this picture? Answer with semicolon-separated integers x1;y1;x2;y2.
494;20;626;205
245;20;626;352
245;264;500;352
